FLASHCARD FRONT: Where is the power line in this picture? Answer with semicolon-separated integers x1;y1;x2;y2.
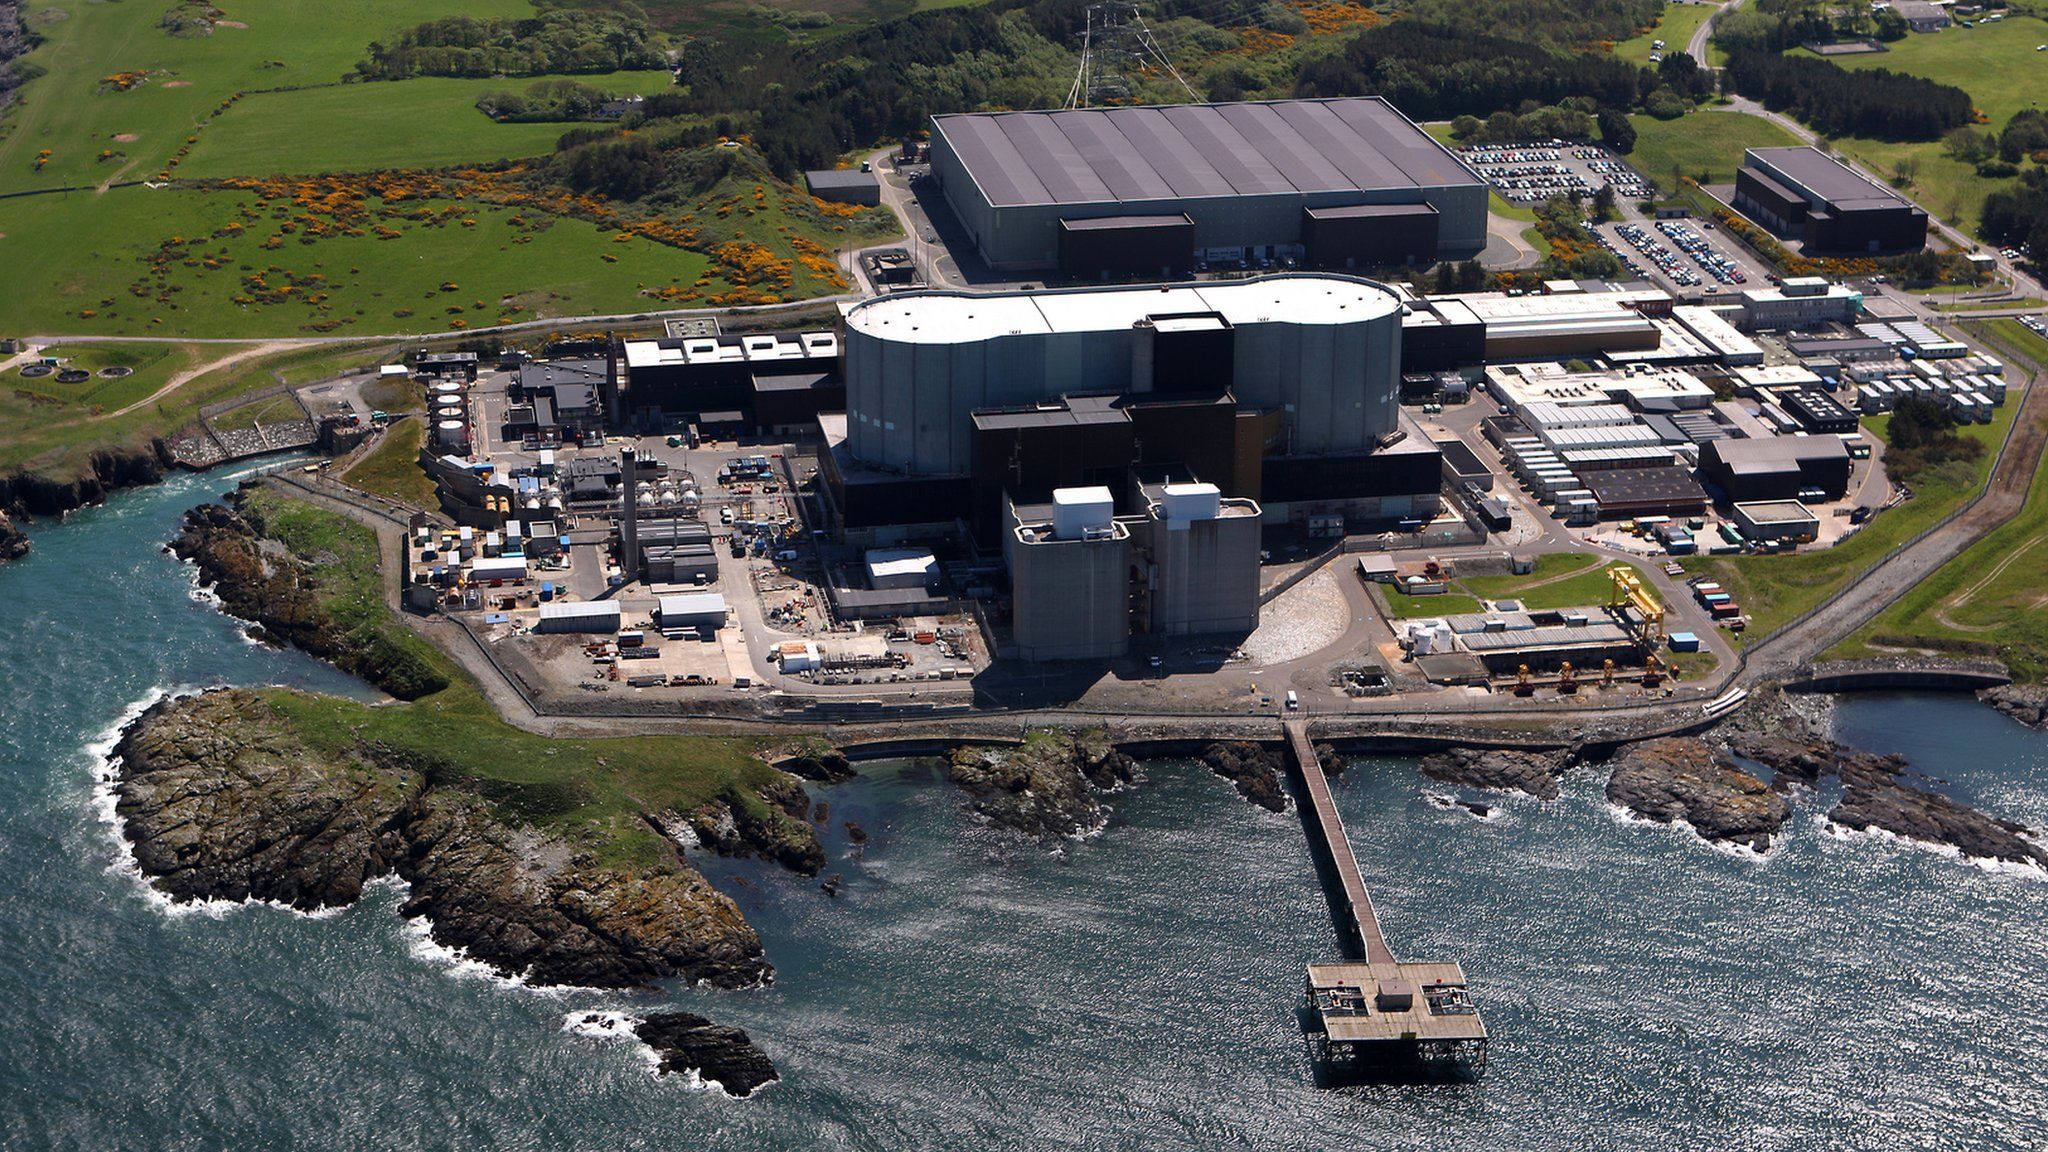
1066;2;1202;108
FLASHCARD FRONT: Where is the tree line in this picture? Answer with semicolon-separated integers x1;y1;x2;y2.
1722;50;1972;142
355;9;665;81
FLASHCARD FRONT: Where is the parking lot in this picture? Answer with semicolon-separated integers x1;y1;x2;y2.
1457;142;1655;206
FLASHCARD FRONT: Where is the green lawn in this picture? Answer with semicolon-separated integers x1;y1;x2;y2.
238;486;784;867
209;391;305;433
1376;588;1485;620
1462;555;1640;611
1460;552;1600;598
340;416;437;507
1611;2;1720;65
178;71;678;179
1683;395;2022;638
1830;17;2048;126
1629;109;1802;194
1829;399;2048;680
14;341;185;412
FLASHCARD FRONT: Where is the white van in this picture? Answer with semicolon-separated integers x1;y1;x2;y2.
1285;691;1300;711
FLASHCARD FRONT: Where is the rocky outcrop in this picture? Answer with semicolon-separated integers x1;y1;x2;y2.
1605;737;1790;851
1420;747;1573;800
1729;731;2046;867
110;689;769;990
632;1012;779;1097
170;492;448;700
944;731;1136;841
0;0;32;111
685;776;826;877
0;511;27;563
779;745;856;783
1979;684;2048;730
1199;741;1287;813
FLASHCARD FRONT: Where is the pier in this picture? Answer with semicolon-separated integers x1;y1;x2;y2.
1282;718;1488;1077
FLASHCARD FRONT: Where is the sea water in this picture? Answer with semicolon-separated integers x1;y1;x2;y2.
2;473;2044;1150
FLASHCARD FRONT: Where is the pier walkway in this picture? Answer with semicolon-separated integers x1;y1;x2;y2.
1282;718;1488;1075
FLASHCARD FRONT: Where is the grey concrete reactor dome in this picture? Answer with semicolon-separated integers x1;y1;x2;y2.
840;274;1407;476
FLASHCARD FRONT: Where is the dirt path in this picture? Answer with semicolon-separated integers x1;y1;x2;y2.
102;339;308;419
1933;533;2042;633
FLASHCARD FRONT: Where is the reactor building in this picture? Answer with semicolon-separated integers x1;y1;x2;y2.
822;274;1442;547
928;97;1489;276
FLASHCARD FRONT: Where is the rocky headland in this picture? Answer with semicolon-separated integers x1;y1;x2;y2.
112;689;771;989
1199;741;1289;813
170;490;449;699
683;776;827;878
1729;730;2047;868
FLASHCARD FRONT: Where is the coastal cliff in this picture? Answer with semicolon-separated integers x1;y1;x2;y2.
112;690;770;989
0;443;175;565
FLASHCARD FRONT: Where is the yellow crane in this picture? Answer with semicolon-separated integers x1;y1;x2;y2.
1608;565;1666;642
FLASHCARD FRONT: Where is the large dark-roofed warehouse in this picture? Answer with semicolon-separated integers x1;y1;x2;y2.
929;98;1487;274
1733;147;1927;254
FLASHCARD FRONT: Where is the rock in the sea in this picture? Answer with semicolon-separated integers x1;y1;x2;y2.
633;1012;779;1097
1419;747;1572;800
111;689;769;990
1313;741;1347;778
0;510;28;563
943;731;1132;841
1200;741;1287;813
1605;737;1790;851
1980;684;2048;730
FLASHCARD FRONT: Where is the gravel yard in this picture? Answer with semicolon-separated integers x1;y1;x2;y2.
1240;567;1351;665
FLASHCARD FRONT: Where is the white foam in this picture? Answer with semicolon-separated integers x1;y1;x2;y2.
1815;814;2048;880
396;910;562;994
1602;801;1772;862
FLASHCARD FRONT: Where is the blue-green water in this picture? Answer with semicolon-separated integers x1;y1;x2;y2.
3;471;2047;1150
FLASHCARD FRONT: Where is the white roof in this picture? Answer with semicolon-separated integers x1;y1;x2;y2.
539;599;619;621
844;276;1401;345
865;548;939;578
471;556;526;576
657;592;728;618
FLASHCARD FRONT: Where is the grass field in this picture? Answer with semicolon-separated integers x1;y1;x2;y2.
0;0;537;194
1830;17;2048;126
1459;553;1630;610
240;486;782;867
1611;2;1720;65
1629;109;1802;194
0;183;727;338
339;417;437;507
1829;403;2048;680
1377;589;1484;620
1683;396;2022;638
1970;318;2048;370
0;339;399;476
177;71;678;180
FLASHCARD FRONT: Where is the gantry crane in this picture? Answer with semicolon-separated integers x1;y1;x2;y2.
1607;565;1666;643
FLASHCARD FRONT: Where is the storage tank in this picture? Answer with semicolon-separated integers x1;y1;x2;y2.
434;419;467;447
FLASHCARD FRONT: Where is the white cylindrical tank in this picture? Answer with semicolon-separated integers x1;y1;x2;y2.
435;419;466;446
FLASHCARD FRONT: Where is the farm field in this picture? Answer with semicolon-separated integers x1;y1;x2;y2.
1628;108;1801;194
